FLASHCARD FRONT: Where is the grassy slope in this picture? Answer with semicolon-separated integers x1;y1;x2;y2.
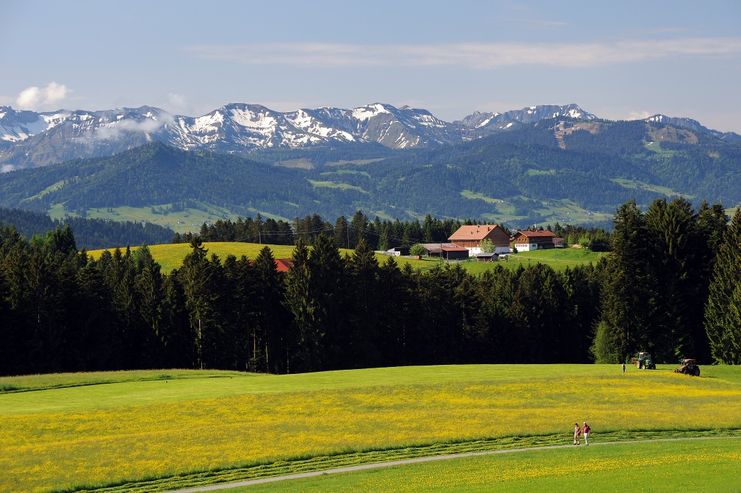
236;438;741;493
1;365;740;492
87;242;605;274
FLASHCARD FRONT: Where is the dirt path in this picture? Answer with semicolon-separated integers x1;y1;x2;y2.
167;436;739;492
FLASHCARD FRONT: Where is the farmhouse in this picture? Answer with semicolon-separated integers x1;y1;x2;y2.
419;243;470;260
448;224;510;255
512;230;564;251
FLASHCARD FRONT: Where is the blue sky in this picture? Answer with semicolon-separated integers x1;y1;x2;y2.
2;0;741;131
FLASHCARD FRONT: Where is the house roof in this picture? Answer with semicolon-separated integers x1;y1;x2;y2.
274;258;294;273
515;230;557;238
448;224;503;241
421;243;468;253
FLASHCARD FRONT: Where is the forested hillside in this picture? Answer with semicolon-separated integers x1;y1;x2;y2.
1;199;737;376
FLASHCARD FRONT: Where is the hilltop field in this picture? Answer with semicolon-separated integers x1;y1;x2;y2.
87;241;606;273
2;365;740;492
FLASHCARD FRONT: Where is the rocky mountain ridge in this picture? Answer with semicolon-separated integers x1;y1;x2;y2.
3;102;736;170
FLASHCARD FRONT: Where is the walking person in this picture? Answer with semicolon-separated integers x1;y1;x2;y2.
622;362;626;374
583;422;591;445
573;422;581;445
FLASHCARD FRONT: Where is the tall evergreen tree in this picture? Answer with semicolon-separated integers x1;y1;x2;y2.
160;271;194;368
347;239;380;367
644;198;702;360
704;209;741;364
596;201;654;362
133;246;163;366
308;234;346;369
179;238;223;369
334;216;349;249
284;239;319;372
251;247;287;373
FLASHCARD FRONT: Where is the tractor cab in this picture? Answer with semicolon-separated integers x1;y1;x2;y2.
632;352;656;369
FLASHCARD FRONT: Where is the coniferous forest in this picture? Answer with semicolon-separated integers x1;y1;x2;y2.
0;199;738;376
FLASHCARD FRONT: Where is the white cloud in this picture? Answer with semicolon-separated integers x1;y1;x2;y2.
15;82;69;109
95;114;173;141
187;37;741;69
625;111;653;121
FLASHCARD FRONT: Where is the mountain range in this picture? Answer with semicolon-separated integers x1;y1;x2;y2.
0;100;738;231
5;102;738;171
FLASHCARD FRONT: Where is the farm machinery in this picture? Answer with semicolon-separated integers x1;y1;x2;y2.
632;352;656;369
674;358;700;376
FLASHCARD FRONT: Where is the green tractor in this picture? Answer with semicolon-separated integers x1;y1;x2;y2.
632;352;656;369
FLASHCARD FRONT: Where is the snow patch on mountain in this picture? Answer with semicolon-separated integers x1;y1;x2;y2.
352;103;391;121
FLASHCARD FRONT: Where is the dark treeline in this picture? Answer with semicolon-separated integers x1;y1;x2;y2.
0;207;174;249
177;212;496;251
0;199;738;376
594;200;738;364
181;212;614;253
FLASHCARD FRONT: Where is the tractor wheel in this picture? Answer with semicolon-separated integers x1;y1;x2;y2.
692;367;700;376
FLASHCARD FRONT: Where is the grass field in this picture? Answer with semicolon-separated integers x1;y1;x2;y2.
87;242;605;274
1;365;740;492
234;438;741;493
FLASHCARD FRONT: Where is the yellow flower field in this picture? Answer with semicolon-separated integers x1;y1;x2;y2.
1;365;740;492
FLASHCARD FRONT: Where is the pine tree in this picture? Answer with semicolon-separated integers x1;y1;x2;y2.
704;209;741;364
334;216;349;249
644;198;702;360
308;234;346;369
596;201;654;362
284;239;319;372
252;246;286;372
179;238;222;369
348;239;380;367
133;246;163;366
160;271;194;368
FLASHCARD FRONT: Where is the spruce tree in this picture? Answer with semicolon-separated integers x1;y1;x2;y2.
308;234;346;369
284;239;319;372
348;239;380;367
704;209;741;364
596;201;653;362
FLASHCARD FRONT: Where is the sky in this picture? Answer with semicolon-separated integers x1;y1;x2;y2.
2;0;741;132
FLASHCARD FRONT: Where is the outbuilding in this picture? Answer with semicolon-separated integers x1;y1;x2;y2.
420;243;470;260
512;230;563;251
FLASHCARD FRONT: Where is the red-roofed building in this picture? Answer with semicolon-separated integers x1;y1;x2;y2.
274;258;294;273
448;224;511;255
512;230;564;251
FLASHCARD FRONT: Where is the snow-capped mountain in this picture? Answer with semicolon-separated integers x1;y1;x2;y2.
457;104;597;138
0;102;471;169
1;102;737;170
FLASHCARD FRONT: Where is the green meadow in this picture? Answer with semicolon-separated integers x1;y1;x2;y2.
1;365;740;492
87;241;605;273
234;438;741;493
